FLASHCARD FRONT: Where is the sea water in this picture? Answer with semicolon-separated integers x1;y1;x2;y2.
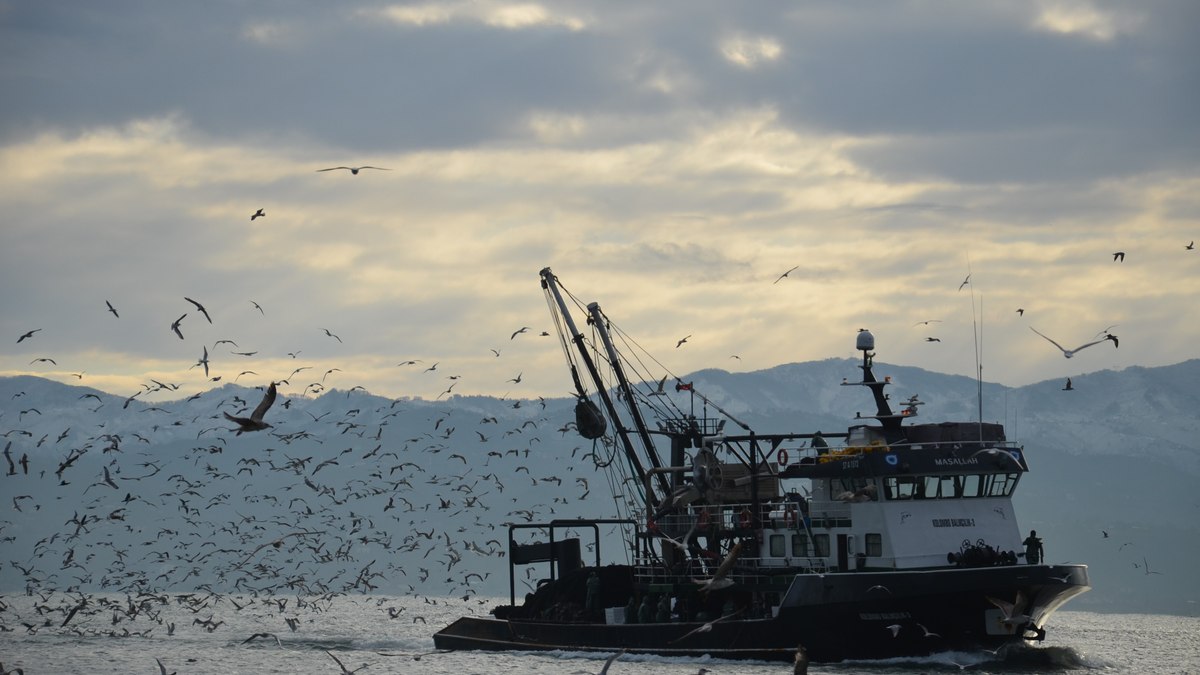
1;593;1197;674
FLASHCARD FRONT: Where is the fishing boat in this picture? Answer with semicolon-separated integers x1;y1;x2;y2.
433;268;1090;662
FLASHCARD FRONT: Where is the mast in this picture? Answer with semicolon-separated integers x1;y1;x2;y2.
540;268;661;509
586;302;671;502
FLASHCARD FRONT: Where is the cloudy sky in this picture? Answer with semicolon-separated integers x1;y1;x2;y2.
2;0;1197;401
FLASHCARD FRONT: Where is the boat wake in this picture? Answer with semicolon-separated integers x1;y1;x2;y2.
831;644;1106;671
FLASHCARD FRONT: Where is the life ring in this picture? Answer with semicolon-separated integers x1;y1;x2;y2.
738;508;752;529
784;507;797;528
778;448;790;465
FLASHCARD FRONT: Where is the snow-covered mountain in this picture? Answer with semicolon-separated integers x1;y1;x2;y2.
1;357;1196;615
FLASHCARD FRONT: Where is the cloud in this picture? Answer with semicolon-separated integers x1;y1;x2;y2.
1;1;1196;399
365;2;586;31
719;34;783;69
1032;1;1142;41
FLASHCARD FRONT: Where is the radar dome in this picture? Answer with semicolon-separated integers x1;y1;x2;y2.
856;329;875;352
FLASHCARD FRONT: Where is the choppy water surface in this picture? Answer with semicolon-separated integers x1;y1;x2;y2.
2;593;1197;674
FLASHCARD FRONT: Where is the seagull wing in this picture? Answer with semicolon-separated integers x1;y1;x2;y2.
1029;327;1068;354
316;167;351;172
597;650;626;675
1068;337;1107;353
250;383;277;422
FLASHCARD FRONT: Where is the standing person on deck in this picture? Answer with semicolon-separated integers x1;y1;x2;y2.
1023;530;1044;564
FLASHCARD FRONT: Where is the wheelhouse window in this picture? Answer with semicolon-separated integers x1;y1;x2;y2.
884;473;1020;500
813;534;830;557
983;472;1020;496
792;534;809;557
769;533;786;557
865;533;882;557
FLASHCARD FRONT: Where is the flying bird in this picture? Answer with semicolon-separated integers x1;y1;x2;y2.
16;328;41;343
1187;241;1194;250
1029;327;1116;358
913;319;941;326
185;297;212;323
316;166;390;175
320;328;343;343
250;300;264;315
986;592;1032;628
1112;251;1125;261
325;650;368;674
29;357;56;365
510;326;530;340
241;632;283;647
170;314;187;340
675;335;691;348
924;337;941;342
223;382;277;434
773;265;799;284
649;374;669;396
193;346;209;378
251;208;265;221
958;274;971;291
1016;308;1024;316
105;300;119;318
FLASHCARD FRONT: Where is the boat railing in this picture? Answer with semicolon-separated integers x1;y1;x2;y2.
632;554;831;585
653;501;819;537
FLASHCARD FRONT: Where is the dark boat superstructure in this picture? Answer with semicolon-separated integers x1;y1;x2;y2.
434;268;1090;662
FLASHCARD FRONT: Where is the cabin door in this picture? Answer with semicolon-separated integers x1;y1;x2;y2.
836;534;849;572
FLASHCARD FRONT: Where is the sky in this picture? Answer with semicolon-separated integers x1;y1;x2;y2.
1;0;1197;402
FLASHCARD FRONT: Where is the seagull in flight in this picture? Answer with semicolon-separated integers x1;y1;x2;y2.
649;374;669;396
1016;308;1025;316
986;592;1032;627
251;208;265;221
773;265;799;284
510;326;530;340
325;650;368;674
185;297;212;323
105;300;119;318
16;328;41;343
958;274;971;291
1029;327;1116;358
320;328;343;343
193;346;209;378
1187;241;1194;250
675;335;691;348
913;319;941;326
223;382;277;434
1113;251;1125;261
170;314;187;340
316;166;390;175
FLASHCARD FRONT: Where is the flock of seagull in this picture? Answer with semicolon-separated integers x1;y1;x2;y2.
0;206;637;672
